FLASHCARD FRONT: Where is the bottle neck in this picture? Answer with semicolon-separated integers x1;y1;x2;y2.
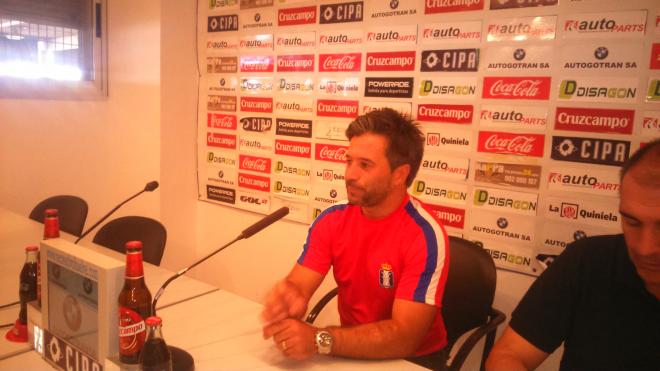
146;324;164;341
25;250;38;264
125;250;145;278
43;216;60;239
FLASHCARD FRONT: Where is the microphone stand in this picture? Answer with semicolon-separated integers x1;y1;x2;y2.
74;181;159;244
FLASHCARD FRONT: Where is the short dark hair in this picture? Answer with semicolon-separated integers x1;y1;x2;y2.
345;108;424;186
620;138;660;187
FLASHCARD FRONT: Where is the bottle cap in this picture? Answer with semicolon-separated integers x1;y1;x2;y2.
145;316;162;326
44;209;58;217
25;245;39;252
125;240;143;251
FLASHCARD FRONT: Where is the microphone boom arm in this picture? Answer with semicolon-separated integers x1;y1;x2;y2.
74;189;145;244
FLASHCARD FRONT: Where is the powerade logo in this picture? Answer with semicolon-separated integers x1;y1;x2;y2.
320;2;363;24
208;15;239;32
276;118;312;138
207;185;236;204
551;136;630;167
364;77;413;98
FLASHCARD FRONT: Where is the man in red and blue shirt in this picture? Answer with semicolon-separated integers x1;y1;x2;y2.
262;108;450;368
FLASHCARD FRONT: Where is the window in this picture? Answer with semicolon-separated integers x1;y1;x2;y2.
0;0;106;99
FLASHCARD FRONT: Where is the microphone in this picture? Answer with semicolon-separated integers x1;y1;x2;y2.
74;181;160;243
151;206;289;315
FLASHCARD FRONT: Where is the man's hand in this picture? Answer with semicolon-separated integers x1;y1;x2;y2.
263;318;317;360
261;279;308;324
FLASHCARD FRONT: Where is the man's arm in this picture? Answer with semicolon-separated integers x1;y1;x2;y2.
262;297;437;360
486;326;550;371
261;264;325;324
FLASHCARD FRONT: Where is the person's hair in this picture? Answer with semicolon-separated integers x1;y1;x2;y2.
345;108;424;186
620;138;660;188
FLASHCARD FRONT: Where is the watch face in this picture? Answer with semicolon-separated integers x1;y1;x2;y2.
316;330;332;354
319;332;332;346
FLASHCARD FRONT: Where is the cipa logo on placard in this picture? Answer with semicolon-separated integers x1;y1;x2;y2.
421;49;479;72
208;15;239;32
319;1;364;24
551;136;630;167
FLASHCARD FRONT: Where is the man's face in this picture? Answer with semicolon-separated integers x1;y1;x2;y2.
344;133;396;207
619;171;660;298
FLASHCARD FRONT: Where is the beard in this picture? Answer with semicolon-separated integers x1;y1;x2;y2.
345;180;389;207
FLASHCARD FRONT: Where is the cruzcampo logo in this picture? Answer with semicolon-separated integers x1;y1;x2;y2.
647;79;660;102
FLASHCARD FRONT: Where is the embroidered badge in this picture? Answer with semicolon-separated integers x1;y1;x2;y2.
379;263;394;289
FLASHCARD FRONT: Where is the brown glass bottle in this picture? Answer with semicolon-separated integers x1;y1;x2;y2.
38;209;60;307
18;245;38;324
118;241;152;364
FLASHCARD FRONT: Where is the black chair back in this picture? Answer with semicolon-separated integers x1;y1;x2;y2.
29;195;88;237
442;236;497;347
92;216;167;266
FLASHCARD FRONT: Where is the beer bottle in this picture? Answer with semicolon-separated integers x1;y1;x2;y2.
139;316;172;371
38;209;60;307
18;245;39;324
118;241;152;364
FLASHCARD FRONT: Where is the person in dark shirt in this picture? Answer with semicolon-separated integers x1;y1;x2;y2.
486;139;660;370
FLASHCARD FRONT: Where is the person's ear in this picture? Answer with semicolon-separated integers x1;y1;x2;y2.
392;164;410;186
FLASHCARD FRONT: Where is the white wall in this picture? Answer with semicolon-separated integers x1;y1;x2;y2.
0;2;162;225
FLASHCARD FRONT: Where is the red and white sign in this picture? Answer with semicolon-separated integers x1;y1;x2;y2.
417;104;473;125
239;136;274;154
482;76;551;100
425;0;484;14
547;167;621;197
317;99;359;118
318;53;361;72
362;101;412;117
275;31;316;51
419;153;470;180
651;43;660;70
641;111;660;138
277;54;314;72
274;139;312;158
278;6;316;26
207;113;237;130
563;10;646;39
486;16;557;42
240;97;273;113
422;126;471;152
422;21;482;44
365;25;417;46
239;34;273;50
274;96;314;116
480;105;547;129
238;172;270;192
206;36;238;53
318;29;363;48
207;133;237;149
366;51;415;71
477;131;545;157
315;143;348;163
239;55;274;72
239;154;271;174
555;107;634;135
423;203;466;229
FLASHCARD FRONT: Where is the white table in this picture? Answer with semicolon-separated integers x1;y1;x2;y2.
0;208;218;359
147;290;424;370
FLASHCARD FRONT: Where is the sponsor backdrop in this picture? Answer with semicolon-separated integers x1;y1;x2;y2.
197;0;660;276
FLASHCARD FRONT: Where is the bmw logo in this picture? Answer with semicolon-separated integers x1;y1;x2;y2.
513;48;526;61
254;13;260;22
573;230;587;240
82;278;93;294
219;78;225;86
594;46;608;60
218;170;224;178
330;189;338;198
390;0;399;9
497;217;508;229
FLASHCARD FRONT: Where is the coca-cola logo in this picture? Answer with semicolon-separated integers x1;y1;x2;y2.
319;53;361;72
315;143;349;163
482;76;551;100
477;131;545;157
277;54;314;72
239;55;274;73
239;154;271;173
207;113;237;130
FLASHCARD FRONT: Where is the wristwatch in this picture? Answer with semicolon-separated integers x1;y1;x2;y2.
315;329;333;355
